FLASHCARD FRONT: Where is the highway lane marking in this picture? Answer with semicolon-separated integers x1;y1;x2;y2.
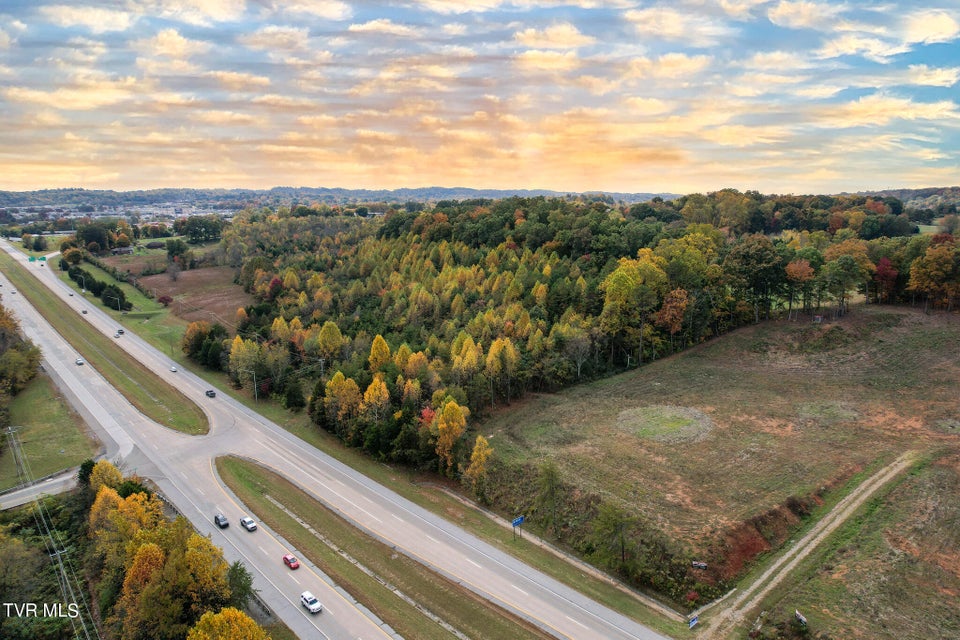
196;488;205;495
288;573;300;585
258;546;269;555
392;514;403;522
511;584;528;596
565;615;589;629
425;534;438;544
466;558;481;569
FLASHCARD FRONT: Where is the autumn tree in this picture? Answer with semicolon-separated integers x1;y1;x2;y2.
323;371;362;437
463;435;493;500
90;459;123;495
369;334;391;372
655;288;689;352
187;607;269;640
434;398;468;474
784;258;815;319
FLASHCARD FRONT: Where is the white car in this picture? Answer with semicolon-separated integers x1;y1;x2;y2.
239;517;257;532
300;591;322;614
170;365;177;372
75;357;84;366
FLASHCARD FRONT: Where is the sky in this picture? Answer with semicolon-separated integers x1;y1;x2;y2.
1;1;959;196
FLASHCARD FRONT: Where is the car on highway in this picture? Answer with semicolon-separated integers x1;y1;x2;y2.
300;591;322;614
117;328;124;334
170;365;177;372
282;554;300;570
205;389;216;398
75;357;84;365
81;309;87;314
239;516;257;531
114;333;120;338
214;513;229;528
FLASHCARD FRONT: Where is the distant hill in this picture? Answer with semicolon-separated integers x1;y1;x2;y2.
0;186;680;208
856;186;960;210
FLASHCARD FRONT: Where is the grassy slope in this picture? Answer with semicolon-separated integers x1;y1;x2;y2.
480;307;958;549
0;374;99;491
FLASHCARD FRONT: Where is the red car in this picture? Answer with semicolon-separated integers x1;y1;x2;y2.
282;554;300;570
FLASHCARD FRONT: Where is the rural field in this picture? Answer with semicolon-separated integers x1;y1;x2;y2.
479;304;959;630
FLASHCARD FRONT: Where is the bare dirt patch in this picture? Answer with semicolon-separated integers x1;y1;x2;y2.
140;266;254;329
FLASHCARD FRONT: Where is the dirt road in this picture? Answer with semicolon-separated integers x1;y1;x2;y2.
699;450;918;639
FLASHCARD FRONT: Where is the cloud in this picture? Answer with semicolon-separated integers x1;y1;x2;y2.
629;53;713;79
137;28;211;58
514;23;595;49
132;0;246;26
625;7;734;46
192;110;258;125
716;0;768;19
205;70;272;90
0;28;13;50
767;1;842;29
4;75;139;110
817;93;960;128
514;50;582;72
348;19;419;37
702;124;791;146
269;0;352;20
817;33;909;62
903;9;960;44
240;25;310;51
623;97;673;116
906;64;960;87
728;72;811;97
39;5;134;33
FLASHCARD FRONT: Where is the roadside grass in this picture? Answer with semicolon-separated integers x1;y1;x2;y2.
0;249;207;434
733;450;960;640
0;375;99;491
69;259;161;314
216;456;556;640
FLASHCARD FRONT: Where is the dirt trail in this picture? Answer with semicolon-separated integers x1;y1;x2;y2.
698;450;918;639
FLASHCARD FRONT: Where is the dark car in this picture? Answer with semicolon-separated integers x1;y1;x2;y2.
205;389;216;398
214;513;229;528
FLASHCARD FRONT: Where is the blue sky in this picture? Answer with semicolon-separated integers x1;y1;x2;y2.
1;1;958;195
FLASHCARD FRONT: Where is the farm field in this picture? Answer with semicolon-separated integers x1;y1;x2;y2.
480;305;959;590
138;266;253;329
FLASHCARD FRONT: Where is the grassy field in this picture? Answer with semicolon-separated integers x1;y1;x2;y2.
481;307;957;547
0;375;99;491
216;456;556;640
0;248;208;434
740;450;960;639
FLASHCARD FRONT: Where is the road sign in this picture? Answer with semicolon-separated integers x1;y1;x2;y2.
28;256;35;261
689;616;699;629
512;515;525;527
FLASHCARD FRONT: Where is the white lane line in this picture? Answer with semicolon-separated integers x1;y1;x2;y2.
511;584;528;596
466;558;481;569
392;514;403;521
258;546;268;555
425;534;438;544
196;488;205;495
288;573;300;585
565;615;589;629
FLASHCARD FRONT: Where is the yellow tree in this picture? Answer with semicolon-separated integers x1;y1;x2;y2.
317;320;343;362
361;374;390;424
324;371;362;436
434;398;468;474
368;334;391;372
187;607;270;640
90;460;123;495
181;533;232;621
113;542;166;638
463;435;493;499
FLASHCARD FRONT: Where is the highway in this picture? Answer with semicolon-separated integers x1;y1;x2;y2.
1;242;672;640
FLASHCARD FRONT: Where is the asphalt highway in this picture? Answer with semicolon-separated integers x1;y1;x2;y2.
1;242;671;640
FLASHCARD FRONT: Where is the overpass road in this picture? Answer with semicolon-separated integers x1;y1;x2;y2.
1;243;672;640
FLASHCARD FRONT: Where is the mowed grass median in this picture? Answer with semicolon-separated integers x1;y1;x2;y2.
0;249;207;434
216;455;555;640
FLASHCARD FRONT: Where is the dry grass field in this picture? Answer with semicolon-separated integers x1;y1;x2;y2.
480;305;959;582
138;266;253;328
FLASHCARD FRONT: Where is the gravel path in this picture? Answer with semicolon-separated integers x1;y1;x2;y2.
699;450;918;639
